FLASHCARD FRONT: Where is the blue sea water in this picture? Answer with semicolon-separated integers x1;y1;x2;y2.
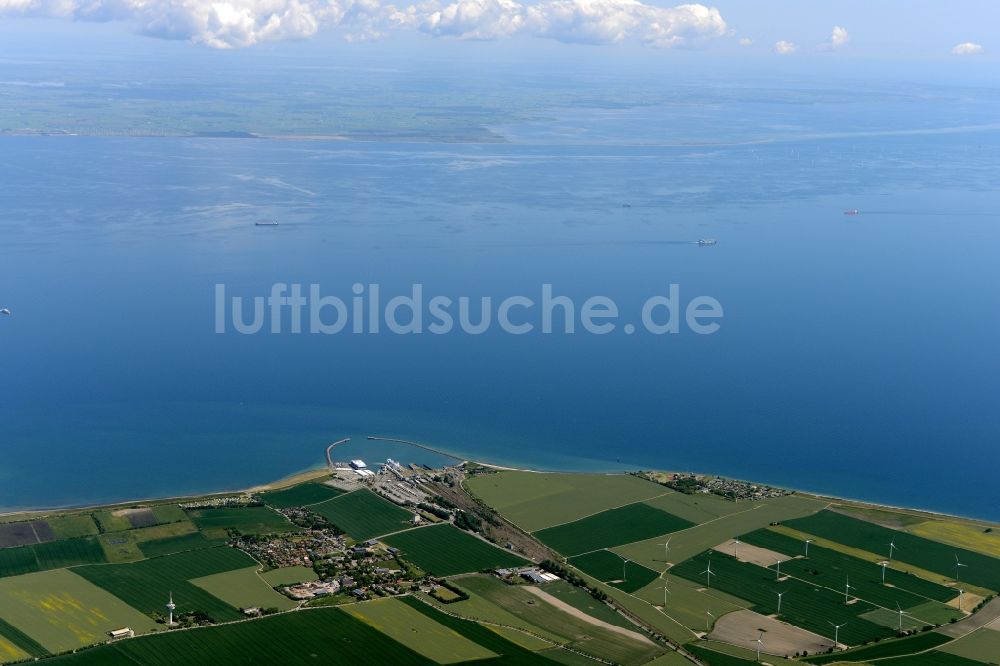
1;91;999;518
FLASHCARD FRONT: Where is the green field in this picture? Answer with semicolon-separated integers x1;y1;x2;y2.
385;524;526;576
466;471;668;532
260;482;343;508
568;550;661;593
100;521;200;563
46;514;100;540
877;651;989;666
534;503;694;556
45;606;441;666
0;569;157;653
0;617;45;660
671;551;894;645
190;567;297;612
73;546;256;622
138;532;222;559
940;627;1000;663
632;574;748;634
344;597;498;663
446;574;663;664
311;489;416;540
261;565;318;586
787;511;1000;592
186;506;297;537
802;630;952;663
0;536;106;578
740;528;961;622
541;579;634;629
612;495;828;571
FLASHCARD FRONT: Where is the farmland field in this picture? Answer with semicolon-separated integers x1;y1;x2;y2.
100;521;201;563
908;521;1000;558
385;524;525;576
44;606;441;666
0;617;44;660
786;511;1000;592
46;515;99;540
940;627;1000;663
612;495;827;571
465;471;668;532
261;565;318;586
405;594;655;666
311;489;415;540
443;574;662;665
876;651;988;665
802;631;952;664
541;579;634;629
568;550;660;593
343;597;498;663
0;536;106;578
739;528;960;615
632;574;748;633
671;551;894;645
186;506;296;537
0;569;156;653
138;532;222;558
190;567;297;611
431;576;567;643
73;546;255;622
259;482;343;508
0;521;52;548
534;503;694;556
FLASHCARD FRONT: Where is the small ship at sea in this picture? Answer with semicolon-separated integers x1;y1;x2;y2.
1;308;11;316
844;209;861;216
255;220;279;226
696;238;718;246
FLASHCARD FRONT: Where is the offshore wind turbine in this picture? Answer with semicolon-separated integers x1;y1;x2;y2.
828;621;847;648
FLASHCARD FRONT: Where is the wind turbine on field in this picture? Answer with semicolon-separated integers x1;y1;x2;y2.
893;602;916;632
955;555;968;584
771;589;786;614
958;589;965;613
828;621;847;648
774;558;783;581
844;575;855;604
755;631;765;662
804;539;814;557
657;578;671;607
701;560;715;588
705;610;715;631
656;537;672;562
887;540;900;562
881;561;890;584
621;556;629;583
732;537;741;560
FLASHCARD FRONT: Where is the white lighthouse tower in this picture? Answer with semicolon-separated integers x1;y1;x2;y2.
166;591;176;626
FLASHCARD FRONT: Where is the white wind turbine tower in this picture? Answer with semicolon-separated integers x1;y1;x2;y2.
804;539;814;557
828;621;847;648
656;537;672;562
621;556;630;583
733;537;741;560
894;602;913;632
772;589;786;614
844;575;855;604
881;561;889;584
705;610;715;631
954;555;968;584
755;631;765;662
887;540;899;562
657;578;671;607
958;588;965;613
166;591;176;626
774;558;783;581
701;560;715;588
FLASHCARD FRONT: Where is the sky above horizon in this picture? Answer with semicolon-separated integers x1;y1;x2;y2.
0;0;997;67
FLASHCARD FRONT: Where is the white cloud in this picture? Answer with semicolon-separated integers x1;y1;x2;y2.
951;42;984;56
737;37;752;46
0;0;729;49
773;40;796;55
827;25;849;49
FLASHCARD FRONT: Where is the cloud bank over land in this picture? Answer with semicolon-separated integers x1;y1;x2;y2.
0;0;728;49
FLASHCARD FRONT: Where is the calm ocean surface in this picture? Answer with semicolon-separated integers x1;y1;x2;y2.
1;97;999;517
